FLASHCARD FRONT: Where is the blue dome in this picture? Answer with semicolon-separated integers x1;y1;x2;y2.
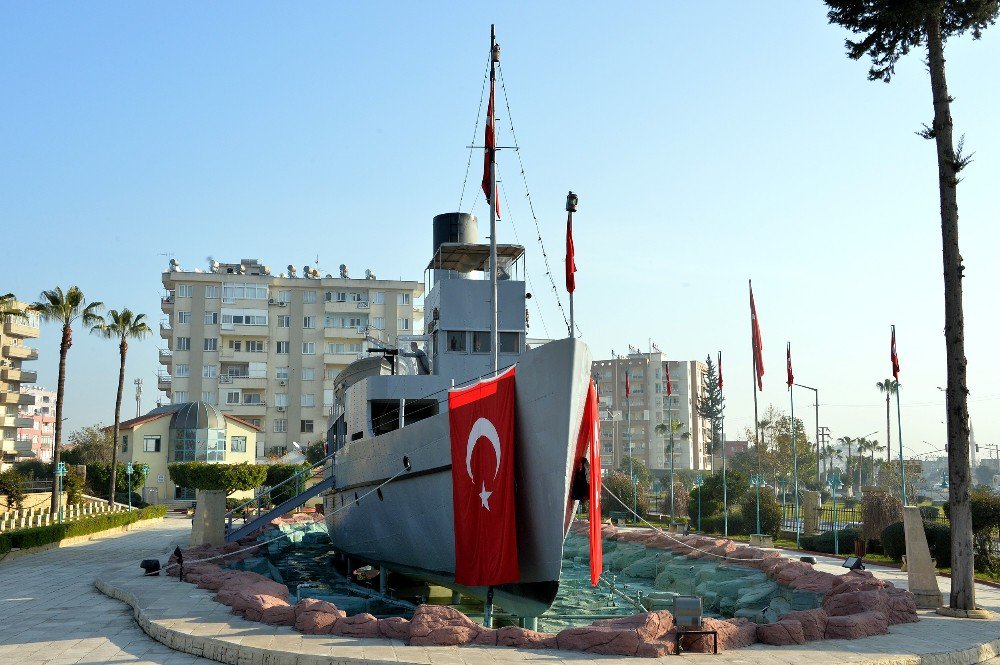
169;401;225;431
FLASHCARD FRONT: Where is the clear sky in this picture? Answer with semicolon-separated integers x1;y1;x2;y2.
3;2;998;463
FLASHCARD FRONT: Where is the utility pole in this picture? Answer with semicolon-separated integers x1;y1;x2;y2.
134;378;143;417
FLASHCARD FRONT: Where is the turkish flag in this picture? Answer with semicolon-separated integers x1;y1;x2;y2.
718;351;723;390
665;362;673;397
448;367;519;586
891;325;900;381
481;82;501;219
750;282;764;390
566;212;577;293
625;371;631;398
786;342;794;390
575;380;602;586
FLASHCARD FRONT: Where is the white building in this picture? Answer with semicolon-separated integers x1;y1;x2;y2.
159;258;423;458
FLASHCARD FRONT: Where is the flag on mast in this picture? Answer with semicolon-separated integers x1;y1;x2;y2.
665;361;672;397
566;212;577;293
718;351;723;390
786;342;794;390
891;325;900;381
750;282;764;390
481;78;500;218
625;370;631;398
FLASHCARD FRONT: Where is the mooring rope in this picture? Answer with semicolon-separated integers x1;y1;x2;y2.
602;487;772;562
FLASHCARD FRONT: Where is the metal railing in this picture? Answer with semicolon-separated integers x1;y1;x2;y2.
225;452;334;533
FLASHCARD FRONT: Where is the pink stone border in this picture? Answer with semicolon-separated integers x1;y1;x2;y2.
164;513;918;656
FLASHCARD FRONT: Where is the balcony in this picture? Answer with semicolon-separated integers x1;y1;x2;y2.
220;323;269;337
219;402;267;416
220;348;269;362
324;300;370;312
158;348;173;366
3;345;38;361
3;320;40;339
219;374;267;389
17;393;35;406
159;322;172;339
324;352;363;365
0;368;28;383
0;391;21;406
157;375;172;391
323;326;367;339
160;294;174;314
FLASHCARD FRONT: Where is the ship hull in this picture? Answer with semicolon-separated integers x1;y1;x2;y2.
324;337;593;617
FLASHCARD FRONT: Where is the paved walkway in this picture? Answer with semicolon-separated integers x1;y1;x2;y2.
0;516;213;665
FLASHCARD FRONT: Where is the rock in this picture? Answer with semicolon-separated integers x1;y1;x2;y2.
377;617;412;641
824;611;889;640
408;605;494;646
734;608;764;624
768;596;791;615
239;594;291;623
294;598;344;620
737;581;778;606
495;626;556;648
779;609;828;642
884;587;919;625
330;612;380;638
260;602;295;626
762;607;780;624
591;611;674;640
757;619;807;645
678;617;758;653
295;610;340;634
823;589;889;617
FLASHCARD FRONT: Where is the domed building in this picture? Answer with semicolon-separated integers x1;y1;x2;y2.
115;401;261;506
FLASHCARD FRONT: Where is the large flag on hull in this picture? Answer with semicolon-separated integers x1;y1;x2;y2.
448;367;519;586
575;380;602;586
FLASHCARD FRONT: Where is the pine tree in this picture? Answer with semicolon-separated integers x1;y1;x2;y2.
698;354;725;470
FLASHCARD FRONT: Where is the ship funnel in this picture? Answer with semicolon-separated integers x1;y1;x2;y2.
432;212;478;281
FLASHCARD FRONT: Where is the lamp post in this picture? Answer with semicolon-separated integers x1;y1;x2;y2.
126;462;134;511
778;476;788;531
828;469;843;556
55;461;66;523
749;474;766;534
694;474;704;532
793;383;820;485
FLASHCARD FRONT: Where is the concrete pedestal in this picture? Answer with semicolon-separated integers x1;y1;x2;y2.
801;489;821;534
902;506;943;609
750;534;774;548
190;490;227;547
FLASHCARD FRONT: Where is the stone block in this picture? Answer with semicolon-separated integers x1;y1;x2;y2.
779;608;828;642
824;611;889;640
757;619;806;645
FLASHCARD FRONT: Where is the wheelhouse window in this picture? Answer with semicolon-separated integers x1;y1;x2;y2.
472;331;491;354
446;331;466;353
499;332;520;354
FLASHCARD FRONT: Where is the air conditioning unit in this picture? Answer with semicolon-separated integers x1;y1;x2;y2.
279;380;287;386
278;302;288;307
277;406;286;412
268;298;277;305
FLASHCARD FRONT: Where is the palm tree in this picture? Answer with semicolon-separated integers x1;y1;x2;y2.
654;418;690;518
876;379;899;463
30;287;103;512
91;309;151;506
868;438;886;485
837;435;854;492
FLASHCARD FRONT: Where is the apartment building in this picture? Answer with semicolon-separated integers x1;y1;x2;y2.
16;386;56;462
159;258;423;458
592;351;712;475
0;303;40;470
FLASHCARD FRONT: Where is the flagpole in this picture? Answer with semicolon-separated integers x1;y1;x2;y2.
669;375;675;521
488;24;499;376
565;191;578;337
626;366;635;520
750;281;762;536
720;351;728;537
789;347;800;548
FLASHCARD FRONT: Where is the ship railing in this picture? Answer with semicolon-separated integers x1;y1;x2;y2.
225;451;335;533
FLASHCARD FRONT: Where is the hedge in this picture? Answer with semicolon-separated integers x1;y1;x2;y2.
0;505;167;555
168;462;267;493
800;528;861;555
265;464;310;504
881;520;951;569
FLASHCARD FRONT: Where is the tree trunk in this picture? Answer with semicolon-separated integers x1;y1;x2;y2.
50;323;71;514
926;13;975;612
109;338;127;506
886;393;892;464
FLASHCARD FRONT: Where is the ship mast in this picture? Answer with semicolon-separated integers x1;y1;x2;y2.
488;25;500;375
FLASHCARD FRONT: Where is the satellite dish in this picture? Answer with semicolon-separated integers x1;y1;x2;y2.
291;441;303;451
303;265;310;278
263;265;271;275
288;264;297;276
340;264;349;279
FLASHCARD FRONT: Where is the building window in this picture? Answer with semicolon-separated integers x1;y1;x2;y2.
398;293;411;305
397;318;410;331
229;340;242;352
221;310;267;326
204;311;219;325
472;331;491;354
276;341;290;354
278;315;290;328
371;317;385;330
277;290;291;304
201;391;217;405
176;312;191;324
204;338;218;351
173;391;189;403
327;342;343;354
143;436;161;453
301;368;315;381
275;393;288;408
230;436;247;453
122;435;128;452
325;368;340;380
301;420;314;433
347;343;361;353
498;332;520;354
446;331;467;352
203;365;218;379
175;364;190;377
274;419;287;433
302;342;315;355
303;291;317;304
226;391;241;405
373;291;385;305
177;285;193;298
176;337;191;351
246;340;264;353
242;393;263;405
175;487;196;500
205;285;219;299
222;283;268;301
303;316;315;329
245;418;261;428
276;367;289;380
301;394;316;407
324;389;334;406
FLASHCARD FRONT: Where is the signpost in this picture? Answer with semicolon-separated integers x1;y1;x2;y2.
55;462;67;523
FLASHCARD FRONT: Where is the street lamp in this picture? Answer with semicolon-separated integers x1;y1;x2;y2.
827;470;844;556
749;474;766;535
793;383;820;484
693;474;704;532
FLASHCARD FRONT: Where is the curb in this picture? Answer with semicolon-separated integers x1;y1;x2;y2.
0;517;165;562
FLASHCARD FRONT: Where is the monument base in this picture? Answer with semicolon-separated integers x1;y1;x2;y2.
190;489;227;547
936;606;994;620
902;506;943;610
912;590;944;610
749;534;774;548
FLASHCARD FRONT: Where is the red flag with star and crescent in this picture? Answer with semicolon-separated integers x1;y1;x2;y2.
750;281;764;390
574;379;602;586
665;362;673;397
891;325;900;381
448;367;519;586
718;351;723;390
481;78;501;219
786;342;794;390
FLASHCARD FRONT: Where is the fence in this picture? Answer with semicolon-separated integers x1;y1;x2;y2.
780;503;949;535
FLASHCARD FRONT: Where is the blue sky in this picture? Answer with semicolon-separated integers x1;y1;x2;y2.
3;2;999;463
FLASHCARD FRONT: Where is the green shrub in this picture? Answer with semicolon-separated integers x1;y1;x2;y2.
114;491;148;508
800;528;861;554
601;470;649;518
12;460;50;481
738;489;781;538
700;508;743;535
85;463;149;497
168;462;267;494
265;464;310;504
880;520;951;568
0;505;167;554
65;470;85;506
919;505;940;520
881;521;906;561
943;487;1000;572
0;469;27;511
